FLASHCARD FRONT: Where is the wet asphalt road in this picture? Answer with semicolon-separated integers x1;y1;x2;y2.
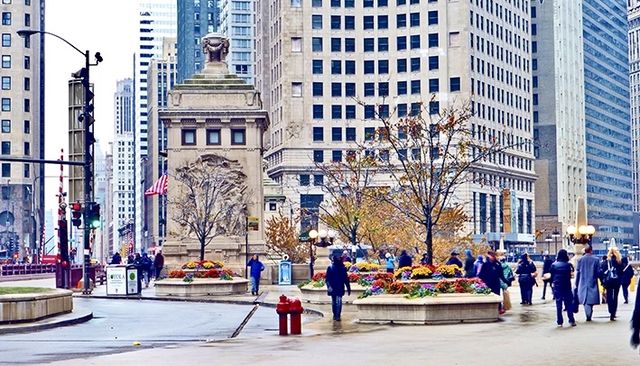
0;298;280;365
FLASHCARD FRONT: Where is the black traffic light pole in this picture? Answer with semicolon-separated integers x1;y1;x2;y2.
17;29;101;294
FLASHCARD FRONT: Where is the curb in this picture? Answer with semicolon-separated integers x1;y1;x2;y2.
77;294;325;317
0;310;93;335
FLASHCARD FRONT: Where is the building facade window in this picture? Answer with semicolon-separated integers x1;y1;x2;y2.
181;129;196;145
1;55;9;68
1;120;9;133
1;76;9;90
231;129;246;145
1;98;9;111
1;163;9;178
1;33;10;47
206;129;221;145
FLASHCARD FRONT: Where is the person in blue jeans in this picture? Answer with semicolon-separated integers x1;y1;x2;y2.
247;255;265;295
326;256;351;321
550;249;576;327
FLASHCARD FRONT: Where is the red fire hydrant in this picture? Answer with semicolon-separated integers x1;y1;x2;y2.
289;298;303;335
276;295;290;336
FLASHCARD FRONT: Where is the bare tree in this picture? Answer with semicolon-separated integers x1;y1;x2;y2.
368;100;522;264
171;154;247;261
314;150;379;249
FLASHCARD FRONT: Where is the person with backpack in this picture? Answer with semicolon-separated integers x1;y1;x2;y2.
600;246;624;320
140;253;153;288
499;254;514;312
516;253;537;305
620;256;634;304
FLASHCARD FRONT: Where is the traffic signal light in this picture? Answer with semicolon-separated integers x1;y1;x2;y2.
70;202;82;227
88;202;100;229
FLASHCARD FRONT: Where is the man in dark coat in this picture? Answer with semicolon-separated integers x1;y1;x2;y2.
326;256;351;321
397;250;412;268
153;250;165;279
478;251;508;314
446;251;463;268
575;245;601;321
111;252;122;265
541;253;554;300
463;249;475;278
550;249;575;327
620;257;634;304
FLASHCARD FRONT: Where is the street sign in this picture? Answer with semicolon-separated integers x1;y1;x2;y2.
248;216;259;231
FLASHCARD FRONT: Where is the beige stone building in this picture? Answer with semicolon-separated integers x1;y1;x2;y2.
0;1;44;259
255;0;536;249
160;34;269;270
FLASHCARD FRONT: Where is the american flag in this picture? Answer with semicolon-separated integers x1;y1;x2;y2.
145;174;168;196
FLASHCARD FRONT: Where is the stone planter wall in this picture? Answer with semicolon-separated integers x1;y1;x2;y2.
155;278;248;297
353;293;502;325
0;289;73;324
299;283;367;304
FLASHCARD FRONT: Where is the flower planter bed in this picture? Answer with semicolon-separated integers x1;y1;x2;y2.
353;293;502;325
0;288;73;324
299;283;367;304
155;278;248;297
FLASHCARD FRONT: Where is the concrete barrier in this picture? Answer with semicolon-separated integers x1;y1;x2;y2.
353;293;502;325
155;278;249;297
0;289;73;324
299;283;367;304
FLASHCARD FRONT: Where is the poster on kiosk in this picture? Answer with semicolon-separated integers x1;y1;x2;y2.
106;266;127;295
126;267;139;294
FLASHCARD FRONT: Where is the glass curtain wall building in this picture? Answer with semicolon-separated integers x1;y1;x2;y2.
177;0;219;83
220;0;254;84
583;0;632;247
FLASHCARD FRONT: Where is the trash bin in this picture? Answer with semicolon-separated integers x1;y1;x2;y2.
126;265;141;295
278;258;292;285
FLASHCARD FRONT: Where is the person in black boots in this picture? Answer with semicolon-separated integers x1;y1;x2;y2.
541;253;554;300
550;249;576;327
479;251;508;315
516;253;537;305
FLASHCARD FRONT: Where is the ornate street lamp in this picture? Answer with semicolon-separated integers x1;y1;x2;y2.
551;230;561;255
306;229;336;278
566;224;596;245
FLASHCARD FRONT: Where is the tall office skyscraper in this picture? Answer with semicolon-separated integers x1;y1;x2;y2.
220;0;254;84
583;0;632;247
532;1;587;237
136;1;176;252
256;0;536;247
629;0;640;246
0;1;45;259
145;37;177;249
112;79;135;254
177;0;219;83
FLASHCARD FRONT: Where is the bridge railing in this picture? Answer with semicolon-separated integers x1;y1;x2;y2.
0;264;57;277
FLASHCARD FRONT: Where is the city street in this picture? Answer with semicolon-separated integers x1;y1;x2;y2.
0;298;283;365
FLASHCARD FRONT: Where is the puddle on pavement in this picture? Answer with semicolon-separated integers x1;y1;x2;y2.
519;311;540;323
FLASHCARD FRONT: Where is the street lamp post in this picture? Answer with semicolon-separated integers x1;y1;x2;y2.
306;229;336;278
544;234;552;254
566;224;596;247
551;230;560;255
17;30;102;294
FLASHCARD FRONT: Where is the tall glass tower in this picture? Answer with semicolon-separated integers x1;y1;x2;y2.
583;0;632;247
177;0;219;83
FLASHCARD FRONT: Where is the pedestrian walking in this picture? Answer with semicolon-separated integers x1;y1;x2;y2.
478;251;508;315
601;246;623;321
385;252;395;273
631;273;640;351
111;252;122;265
499;254;514;311
620;257;634;304
140;253;153;288
153;250;164;279
575;244;601;321
516;253;537;305
397;250;412;268
420;253;429;265
464;249;475;278
541;253;554;300
473;255;484;277
326;256;351;321
550;249;576;327
446;251;463;268
246;254;265;295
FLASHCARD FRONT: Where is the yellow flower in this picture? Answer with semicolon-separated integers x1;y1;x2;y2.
411;266;432;279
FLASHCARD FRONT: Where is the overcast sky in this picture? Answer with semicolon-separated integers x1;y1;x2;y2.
43;0;137;211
